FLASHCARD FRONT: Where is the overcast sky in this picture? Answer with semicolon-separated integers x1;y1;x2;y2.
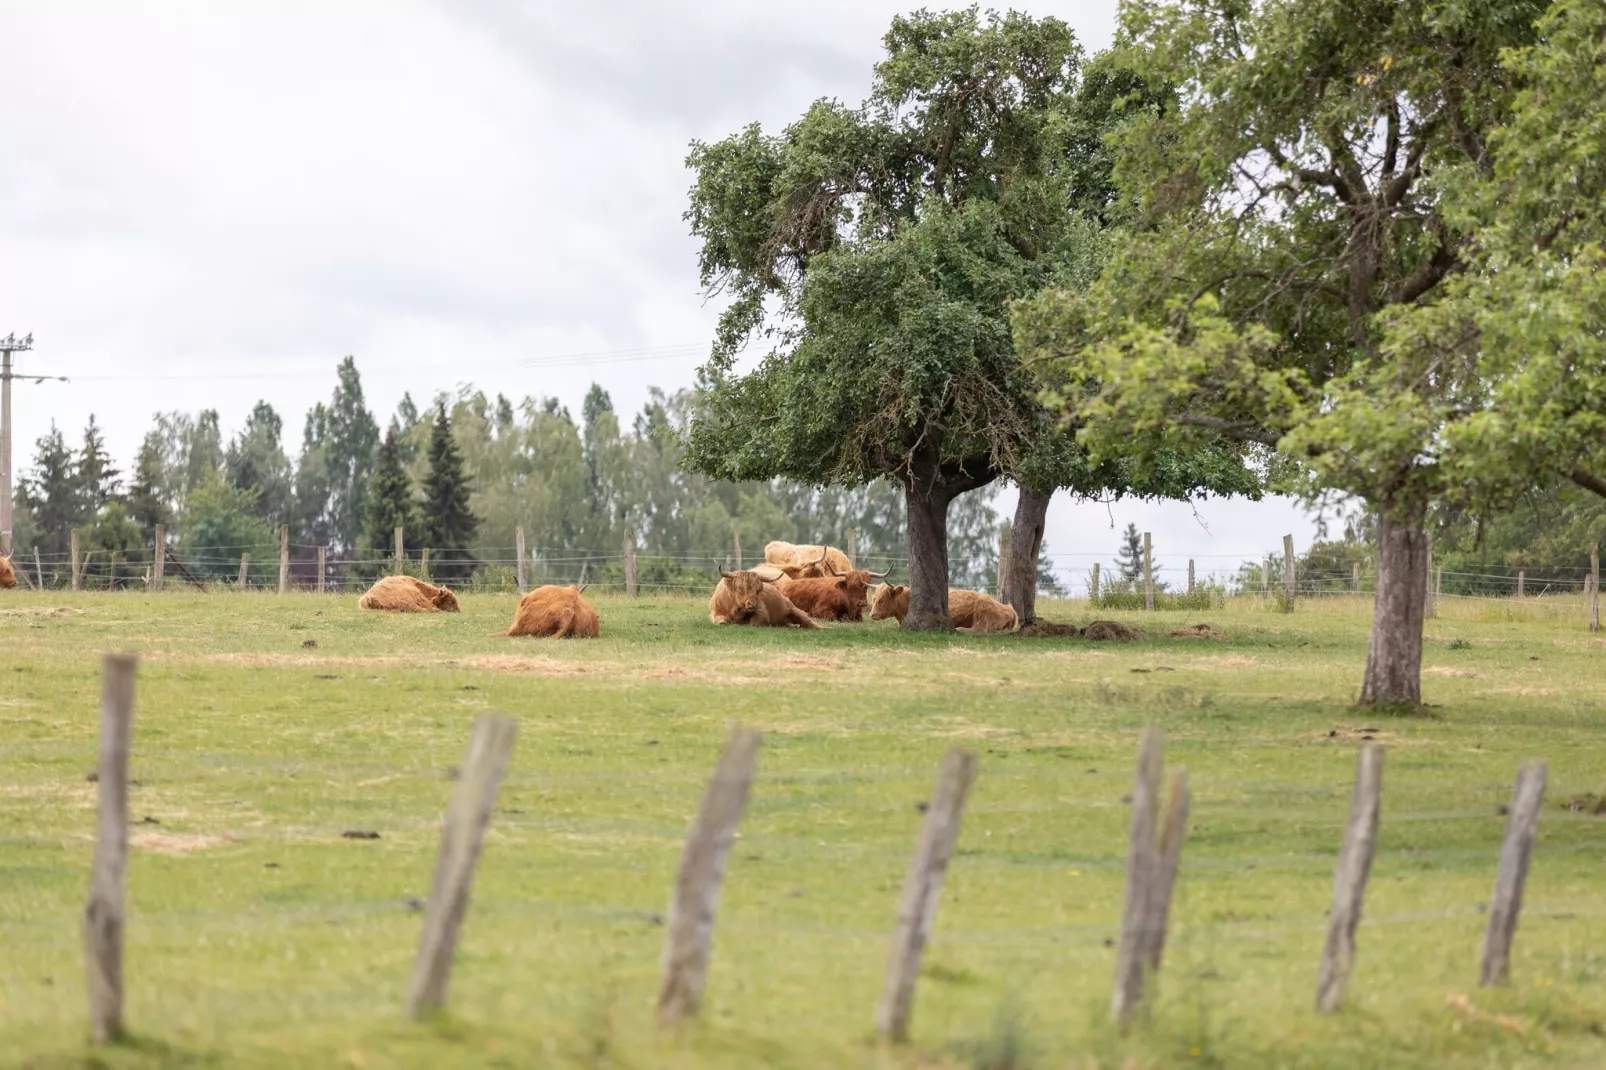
2;1;1320;586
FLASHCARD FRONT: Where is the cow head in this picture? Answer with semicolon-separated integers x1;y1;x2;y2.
431;586;462;613
718;568;767;621
832;566;888;608
870;583;909;621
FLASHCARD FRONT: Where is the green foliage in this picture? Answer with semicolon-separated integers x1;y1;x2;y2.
19;423;78;557
1114;522;1144;583
179;478;280;583
225;401;294;529
361;428;418;575
78;500;145;589
420;403;479;583
75;415;119;519
126;433;169;541
184;409;224;501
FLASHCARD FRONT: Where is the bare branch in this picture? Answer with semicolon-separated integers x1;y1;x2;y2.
1571;468;1606;500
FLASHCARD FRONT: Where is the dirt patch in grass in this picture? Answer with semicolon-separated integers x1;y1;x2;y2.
637;666;772;686
1425;666;1478;679
0;606;80;619
452;655;602;676
133;832;238;854
1016;620;1082;638
1309;723;1436;747
771;653;844;671
1082;620;1140;641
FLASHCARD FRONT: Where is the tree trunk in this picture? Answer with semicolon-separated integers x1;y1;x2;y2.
1001;486;1050;625
903;448;952;632
1359;509;1429;708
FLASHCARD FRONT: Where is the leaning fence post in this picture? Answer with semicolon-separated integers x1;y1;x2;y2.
407;713;518;1018
237;553;250;588
1143;532;1154;612
1481;761;1547;986
278;526;289;595
876;748;978;1043
71;529;82;590
624;529;638;600
84;653;138;1045
1112;727;1164;1029
1316;743;1384;1012
1145;767;1191;971
515;526;527;594
658;726;763;1026
151;524;166;592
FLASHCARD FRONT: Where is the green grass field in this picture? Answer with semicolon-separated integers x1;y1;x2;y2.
3;589;1605;1069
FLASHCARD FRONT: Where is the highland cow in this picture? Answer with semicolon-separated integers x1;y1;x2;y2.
0;554;15;590
709;569;820;628
763;541;853;579
775;575;863;622
357;574;461;613
869;584;1017;631
500;584;600;638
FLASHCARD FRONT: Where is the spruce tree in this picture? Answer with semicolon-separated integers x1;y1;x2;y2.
27;424;78;556
77;415;121;520
1115;522;1144;584
364;428;417;567
421;403;477;581
127;433;169;540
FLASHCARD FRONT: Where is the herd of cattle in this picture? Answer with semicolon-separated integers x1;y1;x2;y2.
0;541;1023;639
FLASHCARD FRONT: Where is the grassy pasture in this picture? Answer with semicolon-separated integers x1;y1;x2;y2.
2;589;1605;1069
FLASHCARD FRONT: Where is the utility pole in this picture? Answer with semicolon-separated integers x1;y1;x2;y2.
2;332;38;559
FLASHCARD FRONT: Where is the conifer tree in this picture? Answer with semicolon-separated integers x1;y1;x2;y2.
24;424;78;556
127;433;169;541
1115;523;1144;584
364;428;417;566
77;415;121;520
421;403;478;581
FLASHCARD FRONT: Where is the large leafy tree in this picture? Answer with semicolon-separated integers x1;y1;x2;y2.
683;9;1257;629
420;403;478;582
1016;0;1545;706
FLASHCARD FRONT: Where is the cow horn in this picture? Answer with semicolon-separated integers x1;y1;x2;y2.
718;567;735;579
865;567;890;578
809;548;828;565
577;583;589;594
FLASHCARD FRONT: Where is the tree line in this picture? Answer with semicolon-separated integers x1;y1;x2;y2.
9;357;1020;590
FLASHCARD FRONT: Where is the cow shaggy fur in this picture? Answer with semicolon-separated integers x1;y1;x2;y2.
357;574;461;613
868;584;1017;631
763;541;853;579
709;570;820;628
0;555;15;590
775;576;863;622
500;584;600;638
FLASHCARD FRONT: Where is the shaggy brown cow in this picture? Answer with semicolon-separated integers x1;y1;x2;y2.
0;554;15;590
763;541;852;579
357;574;461;613
500;584;600;638
775;576;863;621
709;569;820;628
869;584;1017;631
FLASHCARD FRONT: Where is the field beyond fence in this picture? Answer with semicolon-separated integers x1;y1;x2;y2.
2;589;1605;1069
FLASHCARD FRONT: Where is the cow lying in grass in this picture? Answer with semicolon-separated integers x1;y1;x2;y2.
763;541;852;579
357;574;461;613
0;554;15;590
500;584;599;638
869;584;1018;632
709;569;820;628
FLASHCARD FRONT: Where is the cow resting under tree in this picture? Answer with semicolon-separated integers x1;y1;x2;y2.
709;569;820;628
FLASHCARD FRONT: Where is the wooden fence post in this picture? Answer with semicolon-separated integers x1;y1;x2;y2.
1316;743;1384;1012
394;527;404;576
997;526;1010;600
1187;559;1195;593
407;713;518;1018
1090;562;1101;604
1146;767;1191;971
35;546;45;590
278;526;289;595
848;528;858;569
1517;570;1525;599
1283;534;1296;612
316;545;326;594
151;524;165;592
624;529;638;600
1480;761;1546;987
1425;544;1436;620
237;554;249;588
515;526;527;594
84;653;138;1045
1143;532;1154;612
658;726;763;1026
421;548;431;580
71;529;82;591
1112;727;1164;1029
876;748;979;1043
1590;543;1600;633
732;523;742;572
1262;556;1271;600
1352;561;1360;593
